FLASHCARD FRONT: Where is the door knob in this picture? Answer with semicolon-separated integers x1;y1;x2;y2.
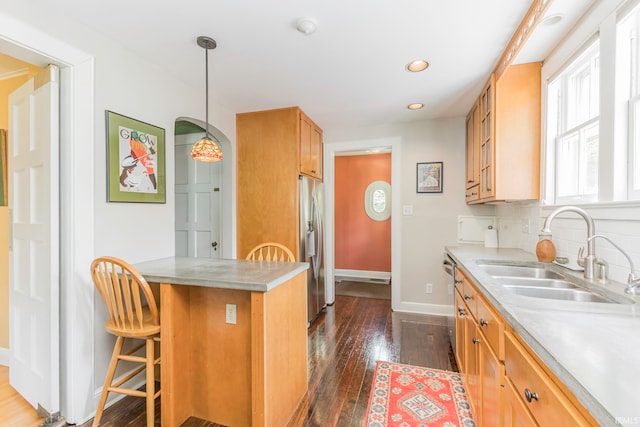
212;241;218;251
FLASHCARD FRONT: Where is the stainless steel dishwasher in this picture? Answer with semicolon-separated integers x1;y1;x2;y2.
443;252;457;354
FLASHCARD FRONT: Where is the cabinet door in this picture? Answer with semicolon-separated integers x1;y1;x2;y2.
454;290;466;374
465;100;480;201
479;336;503;427
479;74;495;200
300;112;322;179
505;332;593;427
503;377;538;427
465;323;481;424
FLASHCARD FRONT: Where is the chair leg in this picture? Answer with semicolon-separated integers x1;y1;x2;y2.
146;337;155;427
93;336;125;427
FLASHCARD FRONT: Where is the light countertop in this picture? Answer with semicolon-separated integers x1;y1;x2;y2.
446;246;640;427
133;256;309;292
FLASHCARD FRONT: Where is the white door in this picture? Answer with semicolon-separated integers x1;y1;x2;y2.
8;65;60;412
175;136;221;258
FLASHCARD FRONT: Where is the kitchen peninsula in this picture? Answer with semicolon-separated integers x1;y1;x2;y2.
133;257;309;427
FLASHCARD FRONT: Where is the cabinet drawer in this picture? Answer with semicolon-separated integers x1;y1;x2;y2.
476;294;504;360
504;332;592;427
460;277;478;318
465;185;480;203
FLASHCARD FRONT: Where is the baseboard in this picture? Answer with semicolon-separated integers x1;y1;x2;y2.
391;301;454;317
334;269;391;284
0;347;8;366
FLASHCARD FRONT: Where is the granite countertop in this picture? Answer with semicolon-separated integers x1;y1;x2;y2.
134;256;309;292
446;246;640;427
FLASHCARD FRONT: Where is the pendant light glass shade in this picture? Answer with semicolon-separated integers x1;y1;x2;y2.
191;36;223;162
191;136;223;161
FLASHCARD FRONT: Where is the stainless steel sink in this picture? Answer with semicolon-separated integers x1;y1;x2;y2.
502;285;619;304
477;264;565;279
476;261;634;305
493;277;577;289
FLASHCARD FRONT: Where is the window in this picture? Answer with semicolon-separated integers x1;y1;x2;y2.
546;40;600;204
364;181;391;221
619;2;640;200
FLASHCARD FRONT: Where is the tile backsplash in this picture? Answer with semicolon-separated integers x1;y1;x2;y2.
496;202;640;285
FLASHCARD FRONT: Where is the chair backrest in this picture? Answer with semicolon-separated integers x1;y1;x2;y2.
90;256;159;332
246;242;295;262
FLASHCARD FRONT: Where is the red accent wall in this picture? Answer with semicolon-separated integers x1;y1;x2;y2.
335;153;391;272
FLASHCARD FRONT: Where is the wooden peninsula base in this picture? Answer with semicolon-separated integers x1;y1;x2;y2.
134;257;309;427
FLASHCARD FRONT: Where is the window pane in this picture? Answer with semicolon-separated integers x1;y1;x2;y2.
556;121;599;199
372;189;386;213
633;99;640;191
566;43;600;129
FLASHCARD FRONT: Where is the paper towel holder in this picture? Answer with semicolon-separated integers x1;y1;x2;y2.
484;225;499;248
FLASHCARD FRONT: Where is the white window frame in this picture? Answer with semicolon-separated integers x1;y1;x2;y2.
545;39;600;205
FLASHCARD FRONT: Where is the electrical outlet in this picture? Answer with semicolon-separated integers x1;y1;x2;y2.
226;304;237;324
426;283;433;294
521;219;531;234
447;284;453;295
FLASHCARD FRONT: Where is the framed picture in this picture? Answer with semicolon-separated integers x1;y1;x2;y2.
417;161;443;193
106;111;166;203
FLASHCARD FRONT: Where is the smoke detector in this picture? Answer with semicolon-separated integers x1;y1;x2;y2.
296;17;317;35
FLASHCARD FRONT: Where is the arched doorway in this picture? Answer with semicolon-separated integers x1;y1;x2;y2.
174;118;233;258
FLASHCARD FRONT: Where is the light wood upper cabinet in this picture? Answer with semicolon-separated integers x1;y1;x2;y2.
236;106;323;259
465;100;480;202
479;74;495;201
299;111;323;180
466;62;541;204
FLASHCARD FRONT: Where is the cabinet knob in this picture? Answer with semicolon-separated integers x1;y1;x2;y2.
524;388;539;403
458;308;466;317
479;318;488;327
464;294;473;301
472;337;480;344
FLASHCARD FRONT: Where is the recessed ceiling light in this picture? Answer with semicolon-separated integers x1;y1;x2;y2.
406;60;429;72
407;103;424;110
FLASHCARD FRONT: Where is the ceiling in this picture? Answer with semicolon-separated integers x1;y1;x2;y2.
1;0;596;131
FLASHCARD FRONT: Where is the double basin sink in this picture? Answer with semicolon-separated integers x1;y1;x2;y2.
477;262;635;305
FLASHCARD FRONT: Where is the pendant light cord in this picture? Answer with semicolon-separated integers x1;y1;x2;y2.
205;46;210;140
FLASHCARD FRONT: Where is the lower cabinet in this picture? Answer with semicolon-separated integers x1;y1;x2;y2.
454;267;598;427
504;331;596;426
503;376;538;427
479;336;503;426
455;269;504;427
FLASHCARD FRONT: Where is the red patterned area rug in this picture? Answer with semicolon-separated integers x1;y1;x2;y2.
364;361;475;427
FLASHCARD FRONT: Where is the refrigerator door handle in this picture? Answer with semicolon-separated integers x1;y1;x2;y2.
312;194;322;279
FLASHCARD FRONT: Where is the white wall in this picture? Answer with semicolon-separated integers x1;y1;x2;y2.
325;118;494;314
0;7;236;424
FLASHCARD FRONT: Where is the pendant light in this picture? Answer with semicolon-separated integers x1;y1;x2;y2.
191;36;223;162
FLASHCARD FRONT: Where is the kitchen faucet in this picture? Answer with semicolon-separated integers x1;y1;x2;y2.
586;234;640;294
540;206;596;280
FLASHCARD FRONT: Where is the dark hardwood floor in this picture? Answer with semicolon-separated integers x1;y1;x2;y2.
78;294;455;427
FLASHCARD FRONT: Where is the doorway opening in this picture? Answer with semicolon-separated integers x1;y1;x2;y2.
334;152;391;300
174;118;233;259
323;137;402;309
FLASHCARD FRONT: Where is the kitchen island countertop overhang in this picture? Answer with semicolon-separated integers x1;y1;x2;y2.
134;256;309;291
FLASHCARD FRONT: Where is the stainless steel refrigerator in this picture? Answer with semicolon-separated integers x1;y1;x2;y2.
299;176;326;324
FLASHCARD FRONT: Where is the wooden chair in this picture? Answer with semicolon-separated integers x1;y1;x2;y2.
246;242;295;262
90;256;160;427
